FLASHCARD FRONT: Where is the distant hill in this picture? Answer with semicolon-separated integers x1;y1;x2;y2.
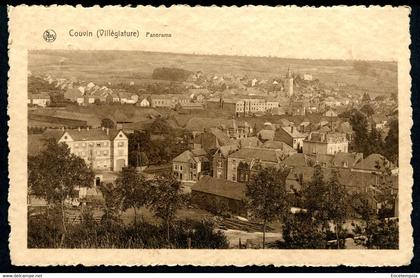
28;50;397;96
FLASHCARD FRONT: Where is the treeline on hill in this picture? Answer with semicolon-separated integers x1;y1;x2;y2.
28;76;59;94
152;67;193;82
27;141;228;248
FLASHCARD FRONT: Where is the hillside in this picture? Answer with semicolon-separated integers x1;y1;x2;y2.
28;50;398;96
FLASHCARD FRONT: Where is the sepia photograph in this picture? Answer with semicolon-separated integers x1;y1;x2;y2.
26;49;399;250
7;5;412;266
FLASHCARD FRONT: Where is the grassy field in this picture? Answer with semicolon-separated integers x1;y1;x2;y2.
28;50;397;94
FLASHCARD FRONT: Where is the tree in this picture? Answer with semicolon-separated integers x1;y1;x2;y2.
150;118;173;135
384;117;398;164
302;165;329;228
28;140;94;246
350;191;375;228
365;218;399;249
149;174;186;245
114;167;150;225
99;182;122;230
245;166;290;248
349;110;370;155
101;118;115;129
360;104;375;118
282;212;326;249
324;170;349;248
367;126;384;156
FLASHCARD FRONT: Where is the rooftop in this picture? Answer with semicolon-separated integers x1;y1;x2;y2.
192;175;246;201
229;147;282;163
63;128;124;141
279;126;306;138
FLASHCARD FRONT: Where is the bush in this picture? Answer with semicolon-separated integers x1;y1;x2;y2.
28;211;229;249
281;213;326;249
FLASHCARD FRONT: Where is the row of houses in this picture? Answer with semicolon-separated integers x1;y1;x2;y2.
173;123;351;184
64;88;139;105
191;153;397;216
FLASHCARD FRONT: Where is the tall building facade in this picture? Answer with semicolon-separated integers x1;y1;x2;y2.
57;128;128;172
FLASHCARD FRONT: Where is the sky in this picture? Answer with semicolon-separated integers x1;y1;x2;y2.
12;6;411;61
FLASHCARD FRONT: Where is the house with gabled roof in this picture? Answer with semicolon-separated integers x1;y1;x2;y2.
226;147;288;182
172;148;208;182
57;128;128;172
212;144;239;180
28;92;51;107
191;175;246;215
275;126;307;151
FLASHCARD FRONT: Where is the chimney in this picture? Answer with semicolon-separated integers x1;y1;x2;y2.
106;128;109;135
291;126;294;133
87;127;89;131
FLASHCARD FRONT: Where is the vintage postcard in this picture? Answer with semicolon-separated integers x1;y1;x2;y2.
7;6;412;266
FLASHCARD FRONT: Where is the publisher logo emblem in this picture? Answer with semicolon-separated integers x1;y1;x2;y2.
43;29;56;43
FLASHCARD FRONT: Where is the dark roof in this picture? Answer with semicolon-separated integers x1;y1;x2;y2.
353;154;393;172
229;147;281;163
332;152;363;168
286;166;398;192
263;140;295;153
173;150;199;163
216;144;239;157
29;92;50;99
282;153;309;167
209;128;232;146
65;129;124;141
192;175;246;201
237;136;261;148
279;126;306;138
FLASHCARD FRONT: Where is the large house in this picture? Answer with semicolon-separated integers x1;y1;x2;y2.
172;148;208;182
226;147;287;182
212;145;239;179
303;132;348;155
28;92;51;107
275;126;307;151
57;128;128;172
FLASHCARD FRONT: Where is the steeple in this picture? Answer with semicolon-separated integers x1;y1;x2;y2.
285;65;294;97
286;65;292;78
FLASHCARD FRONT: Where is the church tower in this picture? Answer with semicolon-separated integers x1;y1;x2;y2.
285;66;294;97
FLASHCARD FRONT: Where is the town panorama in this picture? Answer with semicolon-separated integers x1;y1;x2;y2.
27;50;399;249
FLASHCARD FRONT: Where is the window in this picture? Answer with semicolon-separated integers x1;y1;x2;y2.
217;160;222;168
118;150;124;156
180;165;183;171
118;142;124;147
96;143;101;147
75;143;79;148
104;142;108;146
64;136;67;140
174;165;178;170
88;143;93;147
82;143;86;147
103;150;108;156
232;174;236;181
